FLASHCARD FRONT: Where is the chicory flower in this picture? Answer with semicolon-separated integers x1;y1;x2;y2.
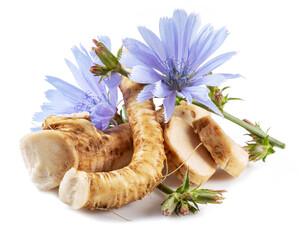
121;9;240;122
33;36;121;131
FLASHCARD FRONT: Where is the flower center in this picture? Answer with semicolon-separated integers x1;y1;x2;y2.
163;59;192;91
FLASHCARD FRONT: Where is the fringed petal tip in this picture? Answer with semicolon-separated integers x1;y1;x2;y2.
163;92;177;123
136;84;155;103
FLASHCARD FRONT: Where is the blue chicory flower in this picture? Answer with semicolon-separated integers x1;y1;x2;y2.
33;36;121;131
121;9;241;122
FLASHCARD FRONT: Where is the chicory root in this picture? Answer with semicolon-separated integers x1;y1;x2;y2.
20;112;133;190
59;77;166;210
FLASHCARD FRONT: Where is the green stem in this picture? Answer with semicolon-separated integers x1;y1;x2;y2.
191;99;285;149
223;112;285;149
157;183;174;195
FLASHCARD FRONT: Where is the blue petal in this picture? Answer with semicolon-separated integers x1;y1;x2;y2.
185;85;223;116
31;126;42;132
173;9;188;35
159;17;178;60
196;96;223;117
202;27;229;62
191;27;229;69
120;52;143;68
45;76;85;104
220;73;242;79
152;80;174;98
103;73;121;107
163;92;177;122
90;49;103;66
182;85;209;100
187;24;213;66
33;99;75;122
130;65;162;84
69;46;106;97
105;73;122;106
45;89;69;103
138;26;166;61
90;101;116;130
103;73;121;89
189;73;226;86
181;13;201;60
123;38;164;72
194;52;237;78
180;89;193;104
190;73;241;86
172;9;188;60
137;84;155;102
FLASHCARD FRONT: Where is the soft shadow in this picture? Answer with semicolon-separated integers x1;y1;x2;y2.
161;173;183;189
209;168;234;182
69;193;165;222
38;186;59;197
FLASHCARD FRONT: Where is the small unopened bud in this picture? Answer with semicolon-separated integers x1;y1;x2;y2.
162;210;171;216
90;64;109;76
215;91;223;107
93;40;119;70
161;193;180;216
180;202;189;216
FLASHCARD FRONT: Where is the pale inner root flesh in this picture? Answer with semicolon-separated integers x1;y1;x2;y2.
20;131;73;190
59;168;90;209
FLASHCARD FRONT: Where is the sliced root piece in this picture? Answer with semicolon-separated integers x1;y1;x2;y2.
20;113;133;190
192;116;249;177
173;101;211;126
164;116;217;186
59;77;165;210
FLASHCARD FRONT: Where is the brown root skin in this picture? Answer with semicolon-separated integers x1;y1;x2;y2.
59;77;166;210
19;101;191;191
192;116;249;177
20;112;133;190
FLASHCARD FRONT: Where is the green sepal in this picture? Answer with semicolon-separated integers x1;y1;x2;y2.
161;193;181;216
117;45;123;60
160;169;225;216
244;122;277;162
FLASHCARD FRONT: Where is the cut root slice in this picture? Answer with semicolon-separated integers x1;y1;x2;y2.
173;101;211;126
164;116;217;185
192;116;249;177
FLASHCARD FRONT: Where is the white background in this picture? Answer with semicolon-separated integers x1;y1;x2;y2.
1;0;301;239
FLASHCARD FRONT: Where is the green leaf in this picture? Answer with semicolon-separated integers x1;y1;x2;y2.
176;169;190;193
227;97;243;101
221;86;230;92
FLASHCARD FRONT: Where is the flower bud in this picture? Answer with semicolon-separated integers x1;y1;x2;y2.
214;91;223;107
90;64;110;76
93;39;119;70
161;193;180;216
180;201;189;216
